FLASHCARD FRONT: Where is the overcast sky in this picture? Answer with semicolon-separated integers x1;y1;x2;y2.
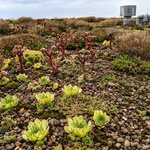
0;0;149;19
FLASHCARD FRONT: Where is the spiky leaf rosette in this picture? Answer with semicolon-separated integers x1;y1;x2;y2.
16;73;28;82
0;76;9;86
93;110;110;128
22;119;49;142
64;116;92;140
62;84;82;97
35;92;55;105
0;94;19;110
39;76;50;86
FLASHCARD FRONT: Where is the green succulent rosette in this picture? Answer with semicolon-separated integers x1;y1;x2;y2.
64;116;92;140
0;94;19;110
62;84;82;97
35;92;55;105
93;110;110;128
22;119;49;142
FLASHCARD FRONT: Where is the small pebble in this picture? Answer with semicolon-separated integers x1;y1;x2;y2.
117;137;125;143
116;143;121;148
108;141;113;147
142;145;150;150
124;140;130;147
25;112;30;118
131;142;138;147
95;143;101;147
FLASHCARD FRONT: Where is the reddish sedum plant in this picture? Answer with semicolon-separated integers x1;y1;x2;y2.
76;55;86;79
13;45;26;73
41;46;59;75
87;35;95;50
90;47;98;71
107;31;115;49
73;36;81;55
57;33;70;60
82;32;95;50
52;32;70;60
82;32;89;49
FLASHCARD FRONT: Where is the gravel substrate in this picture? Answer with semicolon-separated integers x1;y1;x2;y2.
0;49;150;150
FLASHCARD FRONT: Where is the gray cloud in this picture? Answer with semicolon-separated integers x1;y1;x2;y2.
0;0;149;19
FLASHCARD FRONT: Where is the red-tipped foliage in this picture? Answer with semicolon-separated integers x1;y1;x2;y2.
13;45;26;73
41;46;60;75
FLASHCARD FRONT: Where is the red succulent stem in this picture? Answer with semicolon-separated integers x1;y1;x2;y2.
42;47;59;75
76;55;86;79
90;48;97;71
76;44;79;55
108;32;115;49
13;45;26;73
109;37;112;49
49;56;59;75
60;44;66;60
73;36;80;55
19;55;25;73
56;33;69;60
82;32;89;49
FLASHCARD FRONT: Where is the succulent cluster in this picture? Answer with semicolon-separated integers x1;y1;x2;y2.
16;73;28;82
62;84;82;98
64;110;110;142
35;92;55;105
0;95;19;110
22;119;49;144
112;55;150;75
23;49;44;67
27;80;41;91
1;59;11;71
0;76;9;86
38;76;50;86
64;116;92;141
93;110;110;128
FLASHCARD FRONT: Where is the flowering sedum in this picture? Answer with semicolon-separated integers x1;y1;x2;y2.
64;116;92;141
0;94;19;110
62;84;82;97
93;110;110;128
35;92;55;105
22;119;49;142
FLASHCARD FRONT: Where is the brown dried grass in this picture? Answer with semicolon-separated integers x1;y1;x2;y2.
116;30;150;60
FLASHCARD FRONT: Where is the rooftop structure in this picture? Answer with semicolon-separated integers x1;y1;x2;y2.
136;14;150;27
120;5;136;25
